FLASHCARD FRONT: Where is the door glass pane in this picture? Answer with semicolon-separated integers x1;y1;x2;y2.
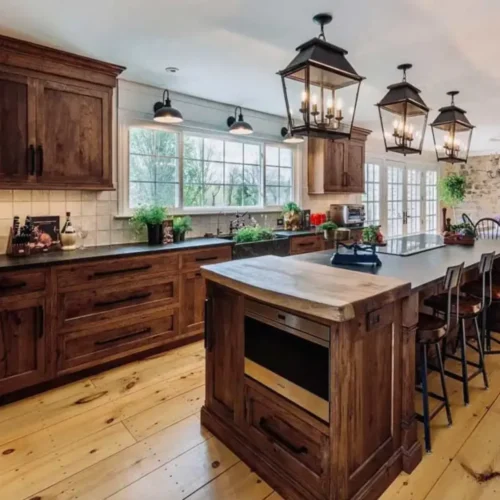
387;165;404;237
407;169;421;235
425;170;438;232
362;163;381;226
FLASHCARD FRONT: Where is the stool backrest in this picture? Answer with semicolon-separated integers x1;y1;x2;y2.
479;252;495;308
443;263;464;332
475;218;500;240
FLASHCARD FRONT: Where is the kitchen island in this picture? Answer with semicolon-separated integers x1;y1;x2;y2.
200;239;500;499
201;255;412;500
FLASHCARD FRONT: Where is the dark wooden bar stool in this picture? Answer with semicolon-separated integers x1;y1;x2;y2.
415;264;460;453
425;259;489;406
462;252;500;354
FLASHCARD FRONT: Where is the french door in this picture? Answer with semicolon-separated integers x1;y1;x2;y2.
364;160;439;238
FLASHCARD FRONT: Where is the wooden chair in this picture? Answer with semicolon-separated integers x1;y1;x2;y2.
462;213;475;230
475;218;500;240
425;258;489;407
415;264;462;452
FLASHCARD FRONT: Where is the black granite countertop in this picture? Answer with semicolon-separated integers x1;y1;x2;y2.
0;237;233;271
290;239;500;293
274;229;319;238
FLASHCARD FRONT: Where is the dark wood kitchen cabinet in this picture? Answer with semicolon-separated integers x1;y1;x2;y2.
180;270;206;336
0;296;48;395
0;34;124;190
308;126;371;194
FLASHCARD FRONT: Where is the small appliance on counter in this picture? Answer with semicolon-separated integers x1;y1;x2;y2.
330;204;366;228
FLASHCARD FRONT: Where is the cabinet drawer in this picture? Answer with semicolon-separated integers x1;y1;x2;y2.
245;383;329;498
289;235;323;255
57;308;179;373
56;253;180;291
57;277;178;332
180;246;232;272
0;270;46;297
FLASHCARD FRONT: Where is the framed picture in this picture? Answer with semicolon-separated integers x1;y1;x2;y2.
31;215;61;251
301;209;311;230
162;219;174;245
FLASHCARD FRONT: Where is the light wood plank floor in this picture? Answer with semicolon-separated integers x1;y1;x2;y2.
2;341;500;499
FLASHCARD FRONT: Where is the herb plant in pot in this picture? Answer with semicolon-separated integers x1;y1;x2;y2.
129;205;167;245
318;221;338;241
282;202;302;231
173;216;193;243
439;173;466;224
362;225;384;245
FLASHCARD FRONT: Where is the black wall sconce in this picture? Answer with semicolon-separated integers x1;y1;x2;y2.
153;89;184;124
227;106;253;135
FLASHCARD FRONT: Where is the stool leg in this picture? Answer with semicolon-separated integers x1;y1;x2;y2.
435;342;452;426
482;308;489;353
460;319;470;406
475;317;489;389
420;343;432;453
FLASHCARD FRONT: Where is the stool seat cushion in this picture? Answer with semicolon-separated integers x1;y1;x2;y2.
424;293;482;317
462;279;500;301
417;313;447;343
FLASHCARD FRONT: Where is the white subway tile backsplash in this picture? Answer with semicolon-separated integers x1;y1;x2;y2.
0;190;13;202
111;230;124;244
49;201;67;217
66;190;82;201
49;190;66;202
82;201;97;216
66;201;82;217
96;191;110;201
31;201;50;215
32;190;50;202
81;215;97;231
85;230;97;247
0;202;13;219
97;230;111;246
81;192;97;201
97;215;111;230
13;202;32;218
96;201;111;216
111;218;124;230
13;190;32;202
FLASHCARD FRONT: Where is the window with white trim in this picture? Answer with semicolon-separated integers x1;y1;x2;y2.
425;170;438;232
362;162;381;226
127;126;294;211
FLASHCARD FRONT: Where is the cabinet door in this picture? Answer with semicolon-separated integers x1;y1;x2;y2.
324;139;348;192
36;79;112;188
0;297;47;395
0;71;37;185
345;139;365;193
180;270;206;336
205;283;244;421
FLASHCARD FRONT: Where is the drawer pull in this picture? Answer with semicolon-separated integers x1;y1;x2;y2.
298;242;315;247
90;264;152;279
94;327;152;346
277;314;286;321
0;281;27;290
259;418;308;455
94;291;152;308
195;256;218;262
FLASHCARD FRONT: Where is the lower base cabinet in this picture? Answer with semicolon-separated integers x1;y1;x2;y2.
0;296;48;395
180;270;206;335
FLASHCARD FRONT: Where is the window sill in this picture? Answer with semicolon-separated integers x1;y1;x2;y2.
115;206;283;219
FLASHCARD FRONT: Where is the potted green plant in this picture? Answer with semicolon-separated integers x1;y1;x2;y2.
439;173;466;223
318;221;338;241
362;225;384;245
444;222;475;246
129;205;167;245
282;202;302;231
173;216;193;243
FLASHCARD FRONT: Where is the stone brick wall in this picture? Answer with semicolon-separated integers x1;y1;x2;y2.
445;155;500;223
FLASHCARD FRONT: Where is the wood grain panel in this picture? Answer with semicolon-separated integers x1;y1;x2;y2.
0;269;46;297
180;270;206;335
180;245;232;272
289;234;324;255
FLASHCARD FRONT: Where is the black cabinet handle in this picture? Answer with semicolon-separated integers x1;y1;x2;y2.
195;256;218;262
94;291;151;308
38;307;44;339
90;264;152;279
259;418;308;455
0;281;27;291
94;327;152;346
204;298;213;351
28;145;36;175
298;242;315;247
37;145;44;176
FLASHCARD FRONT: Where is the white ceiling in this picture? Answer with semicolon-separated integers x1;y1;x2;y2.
2;0;500;153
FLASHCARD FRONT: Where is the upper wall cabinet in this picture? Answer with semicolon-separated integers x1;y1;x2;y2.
0;35;125;190
307;127;371;194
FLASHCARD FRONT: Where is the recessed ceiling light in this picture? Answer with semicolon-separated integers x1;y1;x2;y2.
165;67;179;73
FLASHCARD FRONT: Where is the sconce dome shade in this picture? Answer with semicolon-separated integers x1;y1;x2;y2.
153;101;184;123
227;110;254;135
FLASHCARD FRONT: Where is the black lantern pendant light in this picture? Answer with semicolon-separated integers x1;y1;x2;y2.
278;13;364;140
377;64;429;155
227;106;253;135
153;89;184;124
430;91;474;164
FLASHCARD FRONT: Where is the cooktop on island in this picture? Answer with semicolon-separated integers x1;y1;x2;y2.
377;234;445;256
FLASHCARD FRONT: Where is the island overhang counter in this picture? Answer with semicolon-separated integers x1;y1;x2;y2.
200;255;414;500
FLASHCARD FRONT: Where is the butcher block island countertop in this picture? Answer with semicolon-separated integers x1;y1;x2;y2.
200;255;419;500
201;254;410;323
